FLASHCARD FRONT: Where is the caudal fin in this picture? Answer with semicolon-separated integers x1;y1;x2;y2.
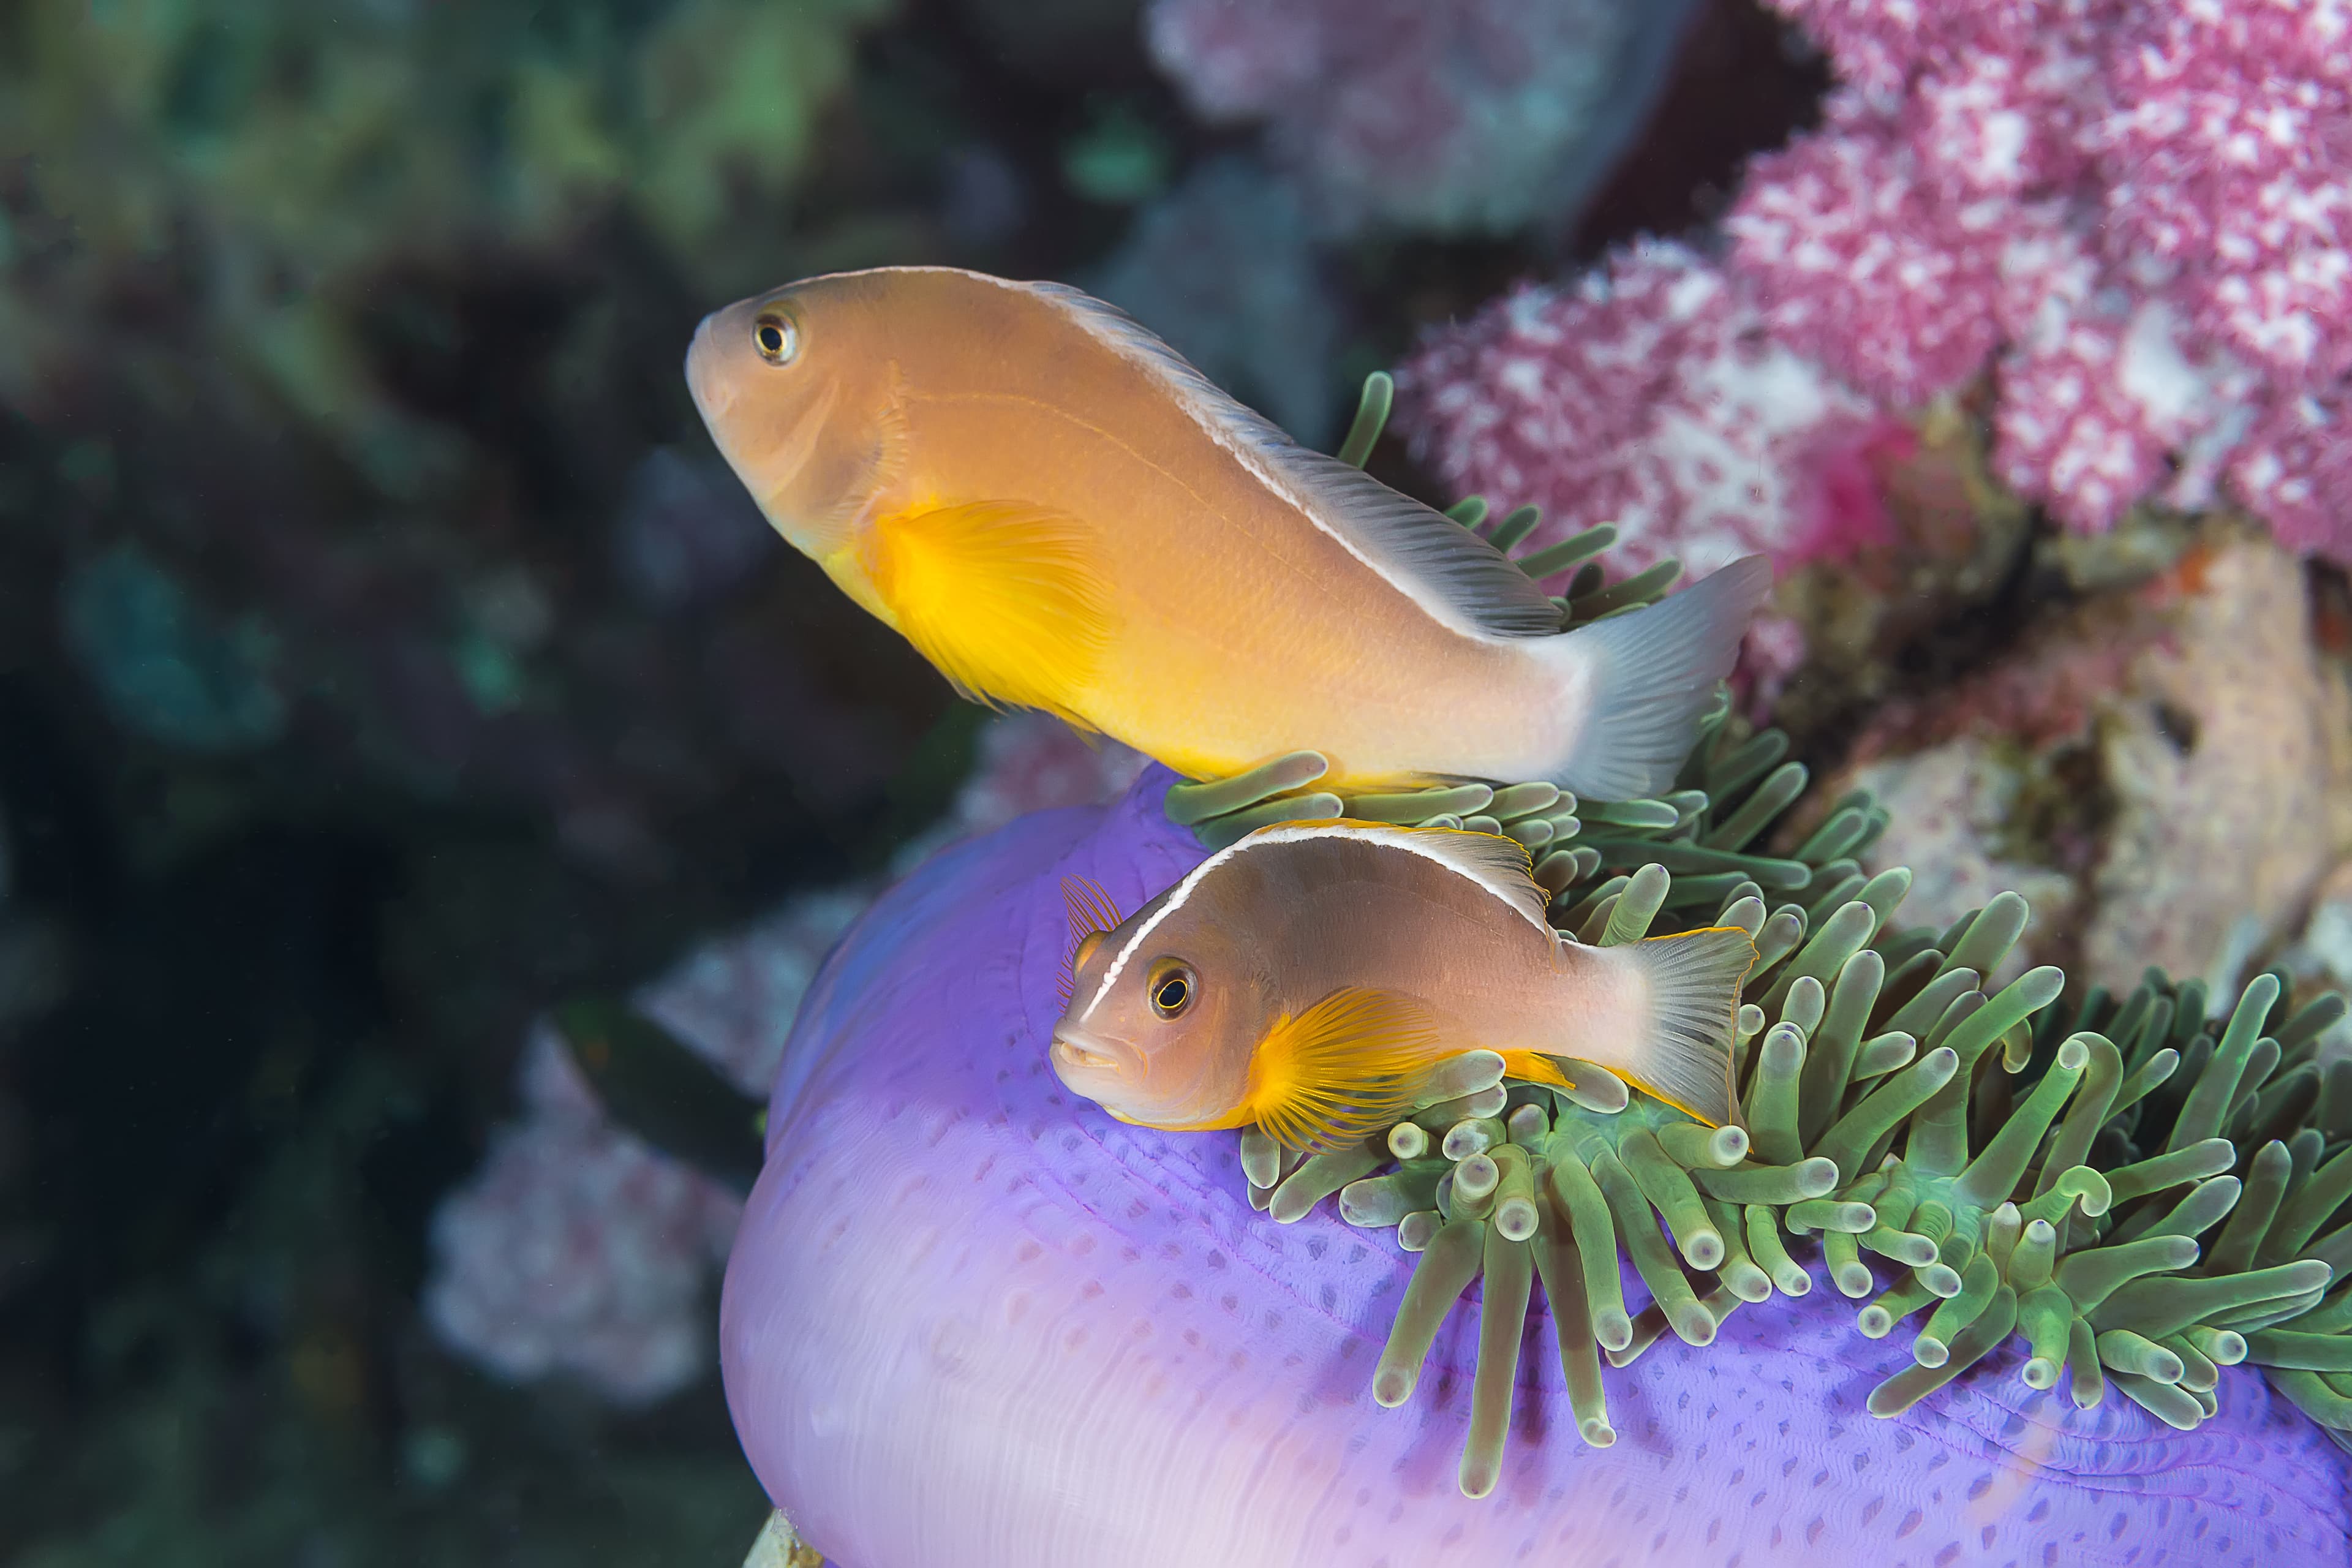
1613;925;1757;1127
1540;556;1772;801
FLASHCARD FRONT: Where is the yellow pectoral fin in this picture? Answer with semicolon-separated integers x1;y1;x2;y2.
862;499;1114;725
1244;989;1446;1154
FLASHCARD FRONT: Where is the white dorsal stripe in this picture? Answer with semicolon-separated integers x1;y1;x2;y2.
990;276;1559;641
1082;837;1250;1021
1080;820;1554;1020
1044;284;1389;601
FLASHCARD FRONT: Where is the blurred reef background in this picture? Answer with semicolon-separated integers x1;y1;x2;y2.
2;0;2349;1562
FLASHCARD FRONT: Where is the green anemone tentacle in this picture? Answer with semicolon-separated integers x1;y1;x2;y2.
1278;766;2352;1491
1157;374;2352;1495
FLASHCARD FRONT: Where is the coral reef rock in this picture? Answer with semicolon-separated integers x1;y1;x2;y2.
1826;529;2352;996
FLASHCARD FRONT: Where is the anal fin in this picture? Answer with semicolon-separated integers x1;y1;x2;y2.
864;500;1114;725
1498;1049;1574;1090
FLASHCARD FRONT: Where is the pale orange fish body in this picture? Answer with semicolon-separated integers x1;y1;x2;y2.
687;266;1768;796
1050;820;1757;1147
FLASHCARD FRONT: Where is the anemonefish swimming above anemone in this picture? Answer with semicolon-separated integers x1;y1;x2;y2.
685;266;1770;799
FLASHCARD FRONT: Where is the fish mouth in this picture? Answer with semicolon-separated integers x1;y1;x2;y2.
1050;1027;1139;1086
684;312;736;423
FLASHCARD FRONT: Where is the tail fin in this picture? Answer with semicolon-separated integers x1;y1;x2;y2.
1613;925;1757;1126
1540;556;1772;801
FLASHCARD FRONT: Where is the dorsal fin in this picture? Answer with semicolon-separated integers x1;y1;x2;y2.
1062;876;1125;947
1245;819;1556;941
1059;876;1126;1003
1020;280;1563;640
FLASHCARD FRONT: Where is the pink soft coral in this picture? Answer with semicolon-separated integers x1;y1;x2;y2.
2100;1;2352;385
421;895;862;1404
1730;121;2007;409
1399;0;2352;562
1402;240;1888;578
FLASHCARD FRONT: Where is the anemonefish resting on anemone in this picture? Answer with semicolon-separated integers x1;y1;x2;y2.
1049;819;1757;1147
685;266;1771;799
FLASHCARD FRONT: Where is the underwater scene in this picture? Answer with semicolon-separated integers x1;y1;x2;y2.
5;0;2352;1564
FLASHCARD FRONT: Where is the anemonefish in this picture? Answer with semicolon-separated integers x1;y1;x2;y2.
687;266;1769;799
1050;819;1756;1149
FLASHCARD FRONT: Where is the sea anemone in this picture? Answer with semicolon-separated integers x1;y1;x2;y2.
721;756;2352;1566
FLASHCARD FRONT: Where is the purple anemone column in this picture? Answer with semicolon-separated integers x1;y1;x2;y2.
721;769;2352;1568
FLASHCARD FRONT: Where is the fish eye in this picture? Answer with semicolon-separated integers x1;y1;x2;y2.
752;312;797;366
1148;961;1196;1020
